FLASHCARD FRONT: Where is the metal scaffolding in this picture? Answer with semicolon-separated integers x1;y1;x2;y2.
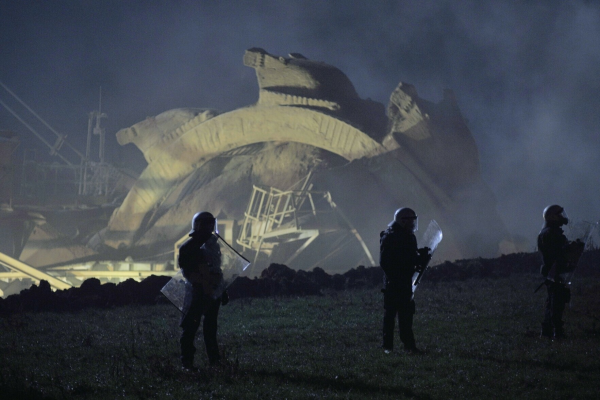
236;174;375;270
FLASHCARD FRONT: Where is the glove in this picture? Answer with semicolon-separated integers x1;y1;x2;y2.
568;239;585;256
221;290;229;306
418;247;431;267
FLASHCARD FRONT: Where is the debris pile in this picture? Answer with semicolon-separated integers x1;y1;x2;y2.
1;249;598;317
0;275;171;316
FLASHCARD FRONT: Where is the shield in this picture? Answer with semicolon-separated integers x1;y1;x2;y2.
412;220;443;293
561;220;598;284
160;234;251;312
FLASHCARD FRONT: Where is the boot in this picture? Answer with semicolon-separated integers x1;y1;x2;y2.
403;345;424;355
540;323;553;339
554;324;565;339
181;356;197;371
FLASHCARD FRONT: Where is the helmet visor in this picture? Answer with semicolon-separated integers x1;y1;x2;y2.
190;215;218;236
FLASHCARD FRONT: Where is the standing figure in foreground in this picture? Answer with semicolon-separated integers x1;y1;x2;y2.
538;205;581;339
380;207;430;354
178;211;228;369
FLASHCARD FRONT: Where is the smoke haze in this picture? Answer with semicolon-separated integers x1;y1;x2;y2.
1;0;599;248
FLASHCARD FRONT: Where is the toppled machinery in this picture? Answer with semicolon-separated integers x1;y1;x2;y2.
0;48;517;296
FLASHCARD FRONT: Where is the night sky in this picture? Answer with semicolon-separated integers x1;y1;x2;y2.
1;0;599;245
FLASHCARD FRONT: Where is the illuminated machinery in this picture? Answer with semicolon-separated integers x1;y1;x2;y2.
0;47;516;295
0;251;175;297
236;174;375;275
168;173;375;278
97;48;514;269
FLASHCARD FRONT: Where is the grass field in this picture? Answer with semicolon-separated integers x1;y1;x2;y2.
1;273;599;399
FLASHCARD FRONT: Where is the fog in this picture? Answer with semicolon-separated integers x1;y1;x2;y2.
1;0;599;245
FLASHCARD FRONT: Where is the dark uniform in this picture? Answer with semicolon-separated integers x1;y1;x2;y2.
380;222;423;351
178;233;223;367
538;224;571;338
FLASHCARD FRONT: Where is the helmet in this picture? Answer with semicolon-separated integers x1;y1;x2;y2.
189;211;217;236
543;205;568;226
389;207;418;232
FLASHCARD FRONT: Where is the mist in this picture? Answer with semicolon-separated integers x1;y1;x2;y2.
1;0;599;246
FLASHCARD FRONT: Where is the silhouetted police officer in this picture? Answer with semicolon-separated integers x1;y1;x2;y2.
380;208;430;353
178;211;228;369
538;205;582;339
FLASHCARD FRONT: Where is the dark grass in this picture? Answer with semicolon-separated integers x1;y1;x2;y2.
1;274;600;399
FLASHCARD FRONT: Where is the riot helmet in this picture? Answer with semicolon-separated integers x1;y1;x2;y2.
389;207;418;232
189;211;217;236
543;205;568;226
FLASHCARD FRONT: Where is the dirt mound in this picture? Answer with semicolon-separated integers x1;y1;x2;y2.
0;275;172;316
1;250;598;317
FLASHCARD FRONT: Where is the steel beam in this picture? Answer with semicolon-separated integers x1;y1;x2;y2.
0;251;72;290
